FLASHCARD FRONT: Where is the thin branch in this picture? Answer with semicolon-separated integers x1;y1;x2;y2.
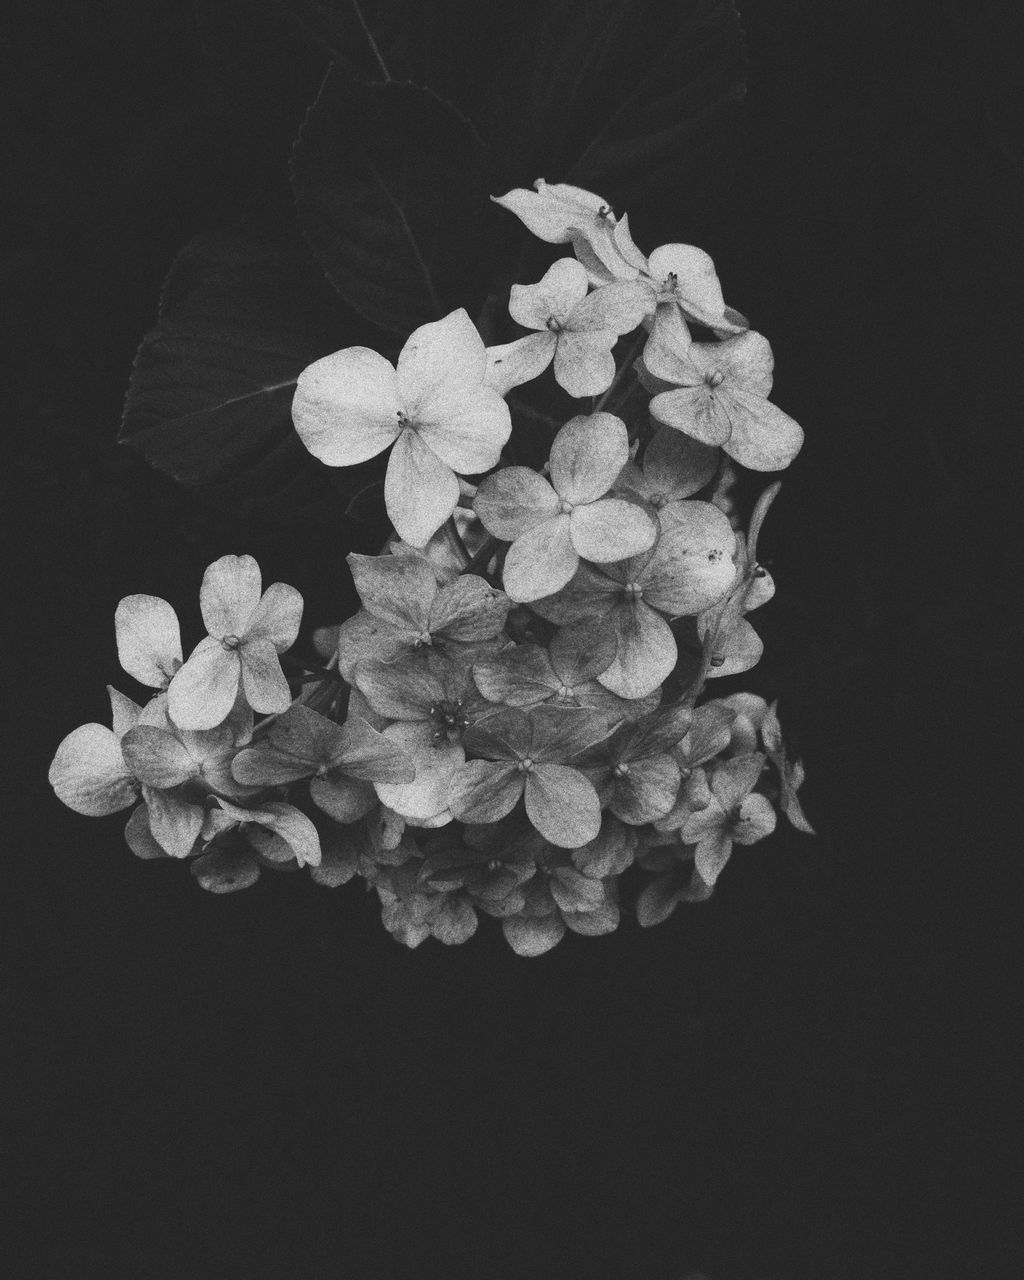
350;0;392;81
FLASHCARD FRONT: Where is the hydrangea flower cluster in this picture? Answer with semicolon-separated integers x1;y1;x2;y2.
50;180;813;955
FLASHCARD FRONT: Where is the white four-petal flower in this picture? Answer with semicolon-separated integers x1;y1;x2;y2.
168;554;302;730
485;258;654;398
474;412;659;601
292;309;511;547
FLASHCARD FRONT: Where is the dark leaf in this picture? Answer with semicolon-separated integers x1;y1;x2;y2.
479;0;746;236
120;225;358;494
278;0;538;114
291;68;494;334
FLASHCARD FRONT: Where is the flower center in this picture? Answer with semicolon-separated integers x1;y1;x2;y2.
623;581;643;602
428;699;468;744
413;630;433;649
555;684;574;700
545;316;563;333
704;369;725;388
221;633;242;651
558;498;574;515
612;762;630;779
648;491;667;508
516;757;535;774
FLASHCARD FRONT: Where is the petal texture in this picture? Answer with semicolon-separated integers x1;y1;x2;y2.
292;347;402;465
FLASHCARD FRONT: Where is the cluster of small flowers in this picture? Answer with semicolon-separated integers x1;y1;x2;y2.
49;181;813;955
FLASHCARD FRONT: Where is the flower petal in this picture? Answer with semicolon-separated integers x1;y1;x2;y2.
502;516;578;602
231;742;314;786
647;243;741;332
597;601;677;699
428;575;512;642
239;637;291;714
347;553;436;631
733;792;777;844
709;752;766;809
610;754;680;825
491;182;606;244
639;502;737;617
448;760;524;824
310;774;376;823
352;657;440;720
473;645;558;707
693;831;734;887
509;258;589;329
485;332;555;396
649;386;732;446
120;726;197;789
552;331;616;397
124;803;169;860
502;913;566;956
107;686;143;739
416;386;512;475
549;412;629;505
528;562;621;626
384;428;460;548
243;582;303;651
260;703;343;763
528;705;612;762
474;466;559;541
708;330;774;397
549;625;616;685
430;896;478;945
259;801;322;867
115;595;182;688
524;764;601;847
375;721;464;823
642;303;700;384
701;617;764;677
397;308;486;409
570;498;657;563
635;871;687;927
198;555;260;639
720;389;804;471
676;702;736;769
643;426;720;500
191;847;261;893
48;723;138;816
332;715;417;784
143;785;204;859
462;708;532;760
549;865;607;913
292;347;402;465
566;279;654;334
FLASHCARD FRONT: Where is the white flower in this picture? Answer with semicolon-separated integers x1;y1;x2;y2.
168;555;302;730
292;309;511;547
484;258;653;398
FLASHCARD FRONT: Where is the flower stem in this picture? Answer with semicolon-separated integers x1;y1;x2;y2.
461;534;502;577
595;329;645;413
443;515;471;567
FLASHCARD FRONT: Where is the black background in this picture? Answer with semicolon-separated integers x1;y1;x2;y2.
3;2;1022;1277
